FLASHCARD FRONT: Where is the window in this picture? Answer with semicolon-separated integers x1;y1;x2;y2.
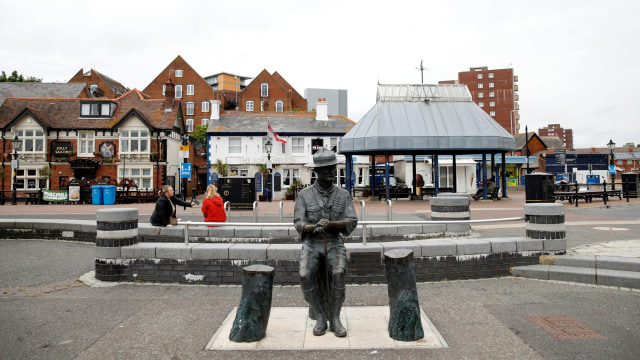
358;167;365;186
260;100;264;112
15;129;45;152
175;85;182;98
490;102;495;107
439;166;454;188
186;102;194;115
292;138;304;154
490;111;496;116
15;167;46;190
275;100;283;112
489;82;495;88
479;102;484;108
162;84;166;95
186;118;194;132
478;83;483;89
175;69;183;77
618;160;623;165
283;168;301;186
80;102;112;117
330;138;338;152
229;137;241;154
120;130;149;154
489;91;495;97
246;100;254;112
477;74;483;79
478;93;484;98
262;137;269;154
488;73;494;78
120;166;153;189
261;83;269;97
187;84;194;95
79;132;94;156
201;118;209;127
202;101;210;113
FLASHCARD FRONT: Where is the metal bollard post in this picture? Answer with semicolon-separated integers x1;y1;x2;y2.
224;201;230;222
360;200;366;221
253;201;258;223
387;199;393;221
279;201;283;223
184;224;189;245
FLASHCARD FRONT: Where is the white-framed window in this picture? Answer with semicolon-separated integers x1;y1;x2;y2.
175;69;183;77
478;93;484;98
229;137;241;154
162;84;166;95
490;111;496;116
283;168;301;186
260;100;264;111
186;118;194;132
261;83;269;97
246;100;254;112
490;101;496;107
275;100;283;112
357;167;366;186
488;73;494;78
618;160;623;165
330;138;338;152
479;102;484;108
175;85;182;98
477;74;483;79
292;137;304;154
262;137;269;154
478;83;483;89
201;101;209;113
79;131;94;156
120;129;149;154
186;102;194;115
489;82;495;88
80;102;112;117
201;118;209;127
15;167;47;190
15;129;45;153
187;84;194;95
489;91;495;97
228;167;248;176
120;166;153;189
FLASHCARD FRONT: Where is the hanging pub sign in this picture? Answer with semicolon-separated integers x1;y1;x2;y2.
100;141;116;159
53;142;73;159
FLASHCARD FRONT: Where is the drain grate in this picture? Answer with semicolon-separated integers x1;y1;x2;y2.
524;315;605;339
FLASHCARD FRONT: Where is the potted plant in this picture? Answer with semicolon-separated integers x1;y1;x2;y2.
363;185;371;197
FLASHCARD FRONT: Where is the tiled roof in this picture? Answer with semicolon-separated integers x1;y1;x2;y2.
206;112;355;135
0;83;89;106
92;69;128;96
0;89;178;131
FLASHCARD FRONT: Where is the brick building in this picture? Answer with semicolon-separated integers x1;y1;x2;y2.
0;89;188;201
440;66;519;135
538;123;573;150
68;68;128;98
238;69;307;112
203;72;252;109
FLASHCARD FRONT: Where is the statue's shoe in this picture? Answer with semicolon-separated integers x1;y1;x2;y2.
313;317;327;336
330;318;347;337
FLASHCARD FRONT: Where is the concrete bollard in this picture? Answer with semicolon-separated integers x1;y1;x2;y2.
384;249;424;341
524;203;566;253
429;196;471;233
95;208;138;281
229;264;275;343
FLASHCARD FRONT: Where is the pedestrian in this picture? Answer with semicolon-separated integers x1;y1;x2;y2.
150;185;196;227
294;148;358;337
202;184;226;225
472;178;496;200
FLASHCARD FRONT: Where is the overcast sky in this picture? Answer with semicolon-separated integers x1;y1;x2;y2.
1;0;638;149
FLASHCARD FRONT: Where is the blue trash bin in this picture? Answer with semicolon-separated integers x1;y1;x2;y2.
103;185;116;205
91;185;103;205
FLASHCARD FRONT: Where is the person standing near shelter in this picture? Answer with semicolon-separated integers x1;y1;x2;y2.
294;148;358;337
150;185;196;227
202;184;226;224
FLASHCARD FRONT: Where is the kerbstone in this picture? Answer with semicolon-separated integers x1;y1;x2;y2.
371;225;396;236
543;239;567;252
422;223;447;234
446;222;471;233
453;239;491;255
121;243;157;259
229;244;269;260
209;226;235;238
345;242;383;256
487;238;517;253
548;265;596;284
596;268;640;289
191;243;231;260
185;226;208;238
0;221;16;229
235;227;262;238
554;254;596;268
596;256;640;272
96;246;121;259
396;225;423;235
267;244;302;261
156;243;196;260
262;226;290;238
417;239;457;257
516;238;543;252
511;264;550;280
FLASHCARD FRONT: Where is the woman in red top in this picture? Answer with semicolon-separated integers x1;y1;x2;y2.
202;184;227;224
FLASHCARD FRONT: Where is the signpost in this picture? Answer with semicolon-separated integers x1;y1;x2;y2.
180;163;192;179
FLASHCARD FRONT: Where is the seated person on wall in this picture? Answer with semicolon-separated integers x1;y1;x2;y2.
472;178;496;200
202;184;226;225
150;185;197;227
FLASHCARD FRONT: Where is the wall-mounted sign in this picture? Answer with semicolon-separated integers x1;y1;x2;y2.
53;142;73;158
100;141;116;158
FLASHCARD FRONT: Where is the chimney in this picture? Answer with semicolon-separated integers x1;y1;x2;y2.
210;100;221;120
164;78;175;111
315;98;328;121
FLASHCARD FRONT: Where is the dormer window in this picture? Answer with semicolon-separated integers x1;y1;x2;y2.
80;101;114;118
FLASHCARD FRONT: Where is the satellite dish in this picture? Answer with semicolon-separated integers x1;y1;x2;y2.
193;141;203;151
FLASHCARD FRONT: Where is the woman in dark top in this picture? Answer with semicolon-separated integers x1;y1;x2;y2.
150;185;196;227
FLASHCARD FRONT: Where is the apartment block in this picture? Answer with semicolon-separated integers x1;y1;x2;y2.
539;124;573;150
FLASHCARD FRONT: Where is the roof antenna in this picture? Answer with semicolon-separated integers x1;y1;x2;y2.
416;60;428;84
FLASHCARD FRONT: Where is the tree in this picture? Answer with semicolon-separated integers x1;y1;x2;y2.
0;70;42;83
190;124;207;145
213;159;229;177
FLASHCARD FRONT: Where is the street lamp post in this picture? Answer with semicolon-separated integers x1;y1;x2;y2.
11;135;22;205
607;139;616;190
265;138;273;202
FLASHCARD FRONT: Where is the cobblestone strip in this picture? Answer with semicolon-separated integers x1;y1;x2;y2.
0;279;86;297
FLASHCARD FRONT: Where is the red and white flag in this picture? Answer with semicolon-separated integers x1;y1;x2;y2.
268;123;287;143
